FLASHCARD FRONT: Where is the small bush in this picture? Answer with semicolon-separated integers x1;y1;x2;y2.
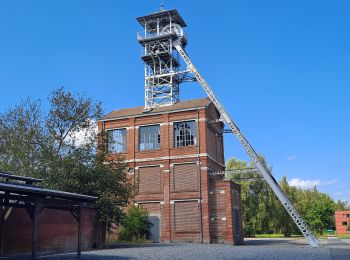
119;206;150;242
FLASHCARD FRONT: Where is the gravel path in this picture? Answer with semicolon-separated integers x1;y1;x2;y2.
36;238;334;260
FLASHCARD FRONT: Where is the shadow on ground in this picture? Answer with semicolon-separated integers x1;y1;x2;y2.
243;238;305;246
104;242;175;249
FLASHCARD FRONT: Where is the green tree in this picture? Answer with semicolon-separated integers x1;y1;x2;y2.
226;156;337;236
335;200;350;210
0;87;133;230
0;98;47;177
275;177;299;236
226;157;278;236
297;188;335;234
226;158;256;236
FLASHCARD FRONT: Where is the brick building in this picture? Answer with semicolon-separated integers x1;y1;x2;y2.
98;98;244;244
335;210;350;235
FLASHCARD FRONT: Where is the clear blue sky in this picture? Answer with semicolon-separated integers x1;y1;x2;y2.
0;1;349;203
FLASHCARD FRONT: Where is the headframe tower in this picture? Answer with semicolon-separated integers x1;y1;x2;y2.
137;8;190;109
136;7;320;247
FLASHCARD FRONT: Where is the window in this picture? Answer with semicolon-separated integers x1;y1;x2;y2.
139;125;160;150
107;129;126;153
342;222;348;226
173;120;196;147
346;214;350;218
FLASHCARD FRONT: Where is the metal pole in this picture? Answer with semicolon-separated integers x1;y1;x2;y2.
31;201;39;260
77;204;82;259
197;109;203;243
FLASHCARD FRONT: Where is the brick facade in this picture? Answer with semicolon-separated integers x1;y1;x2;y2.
335;210;350;235
99;98;243;244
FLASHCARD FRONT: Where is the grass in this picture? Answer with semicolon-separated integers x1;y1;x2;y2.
337;234;350;239
106;237;151;245
254;234;303;238
266;233;350;240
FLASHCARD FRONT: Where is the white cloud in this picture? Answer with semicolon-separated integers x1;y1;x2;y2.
65;120;98;147
335;192;343;196
70;126;98;146
288;178;320;189
321;179;337;185
288;177;338;190
286;155;299;161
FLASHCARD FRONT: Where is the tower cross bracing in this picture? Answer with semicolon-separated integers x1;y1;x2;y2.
137;9;190;109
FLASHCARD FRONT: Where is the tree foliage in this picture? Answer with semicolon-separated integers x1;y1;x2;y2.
299;189;335;233
0;98;47;177
0;87;133;230
226;157;336;236
334;200;350;211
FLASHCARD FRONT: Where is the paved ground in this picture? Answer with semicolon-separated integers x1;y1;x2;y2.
326;237;350;260
7;237;350;259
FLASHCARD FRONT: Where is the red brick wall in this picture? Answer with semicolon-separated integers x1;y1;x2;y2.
2;207;103;256
209;177;243;244
171;163;198;192
335;210;350;234
139;203;162;214
137;166;163;195
209;181;226;243
171;201;201;242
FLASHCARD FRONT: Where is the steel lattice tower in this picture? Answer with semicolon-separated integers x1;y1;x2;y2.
137;9;191;109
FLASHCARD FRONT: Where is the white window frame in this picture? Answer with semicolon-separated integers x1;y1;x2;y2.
107;128;127;153
139;124;161;151
173;120;197;147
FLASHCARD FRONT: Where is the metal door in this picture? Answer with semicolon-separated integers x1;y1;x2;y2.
147;215;160;242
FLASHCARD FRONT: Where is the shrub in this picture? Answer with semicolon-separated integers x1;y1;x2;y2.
119;206;150;242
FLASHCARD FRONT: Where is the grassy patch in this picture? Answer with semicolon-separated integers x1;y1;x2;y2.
337;234;350;239
254;234;303;238
106;238;150;245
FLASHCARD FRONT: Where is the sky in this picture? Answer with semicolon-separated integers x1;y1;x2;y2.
0;0;349;203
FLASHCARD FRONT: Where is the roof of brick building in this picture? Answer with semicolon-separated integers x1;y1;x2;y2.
100;98;211;121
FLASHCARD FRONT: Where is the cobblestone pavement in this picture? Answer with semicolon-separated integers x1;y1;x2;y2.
6;237;350;259
36;238;337;260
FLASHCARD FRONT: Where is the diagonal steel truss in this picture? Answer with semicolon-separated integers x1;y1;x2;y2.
172;40;320;247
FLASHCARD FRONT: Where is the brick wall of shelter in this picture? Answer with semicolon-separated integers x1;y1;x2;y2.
2;207;103;256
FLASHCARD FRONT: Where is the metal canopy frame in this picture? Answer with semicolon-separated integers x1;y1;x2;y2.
0;172;96;259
